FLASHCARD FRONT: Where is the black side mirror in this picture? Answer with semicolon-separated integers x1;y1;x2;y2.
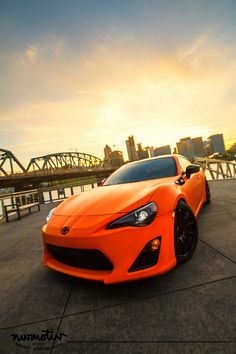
185;164;200;179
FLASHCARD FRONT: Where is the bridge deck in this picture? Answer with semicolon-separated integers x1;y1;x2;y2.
0;180;235;353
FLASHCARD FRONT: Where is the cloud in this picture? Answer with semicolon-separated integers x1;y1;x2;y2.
77;90;97;95
1;34;236;163
39;34;65;56
23;35;65;64
5;137;62;149
25;46;38;62
178;35;207;60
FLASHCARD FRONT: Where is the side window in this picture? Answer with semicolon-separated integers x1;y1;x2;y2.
178;157;191;174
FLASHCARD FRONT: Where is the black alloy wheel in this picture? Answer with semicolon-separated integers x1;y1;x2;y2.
174;201;198;264
205;178;211;204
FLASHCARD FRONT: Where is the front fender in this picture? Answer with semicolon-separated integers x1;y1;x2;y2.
149;183;184;216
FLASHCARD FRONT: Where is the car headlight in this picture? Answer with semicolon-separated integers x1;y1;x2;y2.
107;202;158;229
46;208;56;223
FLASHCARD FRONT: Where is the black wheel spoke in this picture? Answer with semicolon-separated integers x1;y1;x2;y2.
181;238;188;253
184;231;195;236
184;221;195;228
182;235;191;245
177;238;186;253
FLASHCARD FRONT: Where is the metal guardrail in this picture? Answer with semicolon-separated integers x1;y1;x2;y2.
0;181;99;221
194;157;236;180
38;182;97;204
0;189;40;221
1;158;236;221
0;166;110;178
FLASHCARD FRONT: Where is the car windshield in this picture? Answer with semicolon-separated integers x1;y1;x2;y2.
104;157;177;185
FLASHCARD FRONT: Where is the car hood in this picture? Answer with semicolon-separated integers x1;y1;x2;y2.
54;176;177;216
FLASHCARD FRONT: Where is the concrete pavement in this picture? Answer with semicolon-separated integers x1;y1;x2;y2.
0;180;235;353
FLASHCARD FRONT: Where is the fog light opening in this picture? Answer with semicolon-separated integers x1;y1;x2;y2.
128;236;162;272
151;238;160;251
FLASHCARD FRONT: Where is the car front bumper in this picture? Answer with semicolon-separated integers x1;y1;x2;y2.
42;211;176;284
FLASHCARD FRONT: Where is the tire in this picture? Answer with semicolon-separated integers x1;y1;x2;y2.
174;200;198;264
205;179;211;204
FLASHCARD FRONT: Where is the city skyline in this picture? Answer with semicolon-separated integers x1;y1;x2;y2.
122;132;227;162
0;131;234;175
1;0;236;164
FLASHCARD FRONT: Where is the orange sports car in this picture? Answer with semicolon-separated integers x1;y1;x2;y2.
42;154;210;284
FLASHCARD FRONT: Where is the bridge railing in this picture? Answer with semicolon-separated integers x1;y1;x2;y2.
0;165;108;178
0;181;101;221
0;189;40;221
194;157;236;180
38;181;98;204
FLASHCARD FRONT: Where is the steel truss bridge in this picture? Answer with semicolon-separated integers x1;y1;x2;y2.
0;148;235;189
0;149;113;190
0;148;26;176
0;149;104;176
27;152;103;171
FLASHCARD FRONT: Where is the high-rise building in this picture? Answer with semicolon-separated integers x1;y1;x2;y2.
109;150;124;168
154;145;171;156
229;142;236;153
176;137;193;160
126;136;138;161
203;140;211;156
191;137;205;157
104;145;124;168
137;143;149;160
208;134;225;154
176;136;205;160
104;144;112;159
145;146;155;157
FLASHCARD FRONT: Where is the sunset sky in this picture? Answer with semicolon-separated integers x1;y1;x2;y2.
1;0;236;165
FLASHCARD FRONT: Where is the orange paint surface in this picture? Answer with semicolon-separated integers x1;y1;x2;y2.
42;155;206;284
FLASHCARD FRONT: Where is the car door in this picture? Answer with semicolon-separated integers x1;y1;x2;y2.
178;157;203;214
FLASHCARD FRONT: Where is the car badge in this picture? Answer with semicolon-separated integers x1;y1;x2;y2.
61;226;70;235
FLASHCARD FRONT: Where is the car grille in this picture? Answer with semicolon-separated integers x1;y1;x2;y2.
47;244;113;271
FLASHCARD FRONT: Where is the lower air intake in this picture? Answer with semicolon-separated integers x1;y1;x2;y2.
47;244;113;271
